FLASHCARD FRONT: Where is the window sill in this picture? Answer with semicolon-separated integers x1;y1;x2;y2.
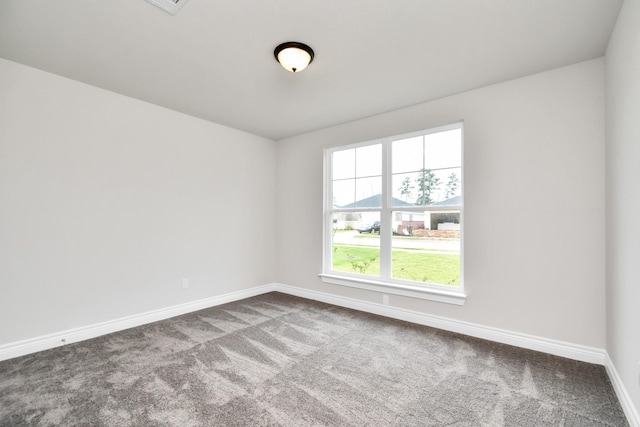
319;273;466;306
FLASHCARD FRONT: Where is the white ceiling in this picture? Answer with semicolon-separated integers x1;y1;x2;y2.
0;0;623;140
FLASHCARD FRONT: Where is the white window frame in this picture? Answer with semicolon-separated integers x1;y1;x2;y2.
320;122;466;305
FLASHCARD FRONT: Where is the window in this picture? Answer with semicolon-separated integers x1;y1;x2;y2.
322;123;464;305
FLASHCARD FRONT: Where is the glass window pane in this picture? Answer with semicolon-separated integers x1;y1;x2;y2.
332;148;355;180
355;177;382;207
392;136;423;174
424;129;462;170
332;179;355;208
356;144;382;178
392;172;418;207
391;210;460;286
332;212;380;277
430;168;461;205
413;168;443;206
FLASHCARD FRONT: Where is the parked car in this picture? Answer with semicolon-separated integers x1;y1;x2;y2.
357;221;380;233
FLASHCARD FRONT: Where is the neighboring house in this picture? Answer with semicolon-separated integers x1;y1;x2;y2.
334;193;461;232
429;195;461;231
397;195;461;233
334;194;412;229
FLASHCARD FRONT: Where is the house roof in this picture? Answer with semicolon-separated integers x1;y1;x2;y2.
433;195;461;206
339;194;460;209
339;194;413;209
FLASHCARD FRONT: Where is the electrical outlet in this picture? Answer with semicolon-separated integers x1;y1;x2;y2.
382;294;389;305
182;278;189;289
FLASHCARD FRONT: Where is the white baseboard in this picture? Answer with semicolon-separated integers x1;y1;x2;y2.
0;284;276;362
605;354;640;427
1;282;607;366
271;283;606;365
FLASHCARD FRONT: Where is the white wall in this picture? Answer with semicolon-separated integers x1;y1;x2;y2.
606;0;640;414
0;58;277;345
276;59;606;348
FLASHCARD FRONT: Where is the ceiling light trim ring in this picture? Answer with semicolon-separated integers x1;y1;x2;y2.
274;42;315;73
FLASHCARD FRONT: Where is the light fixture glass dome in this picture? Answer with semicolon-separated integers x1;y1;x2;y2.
274;42;314;73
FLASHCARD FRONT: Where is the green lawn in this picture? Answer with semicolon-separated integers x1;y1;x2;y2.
332;245;460;286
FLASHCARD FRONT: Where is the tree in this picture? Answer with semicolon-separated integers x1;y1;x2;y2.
445;172;459;199
415;168;440;205
398;177;414;202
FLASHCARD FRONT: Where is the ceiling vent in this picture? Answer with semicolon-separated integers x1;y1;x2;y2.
145;0;189;15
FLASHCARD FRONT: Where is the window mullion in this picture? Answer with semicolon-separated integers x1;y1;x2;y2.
379;139;392;279
324;150;334;273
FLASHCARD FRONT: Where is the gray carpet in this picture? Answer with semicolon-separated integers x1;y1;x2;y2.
0;292;628;426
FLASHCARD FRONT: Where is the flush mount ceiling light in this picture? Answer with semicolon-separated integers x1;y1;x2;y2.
274;42;315;73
